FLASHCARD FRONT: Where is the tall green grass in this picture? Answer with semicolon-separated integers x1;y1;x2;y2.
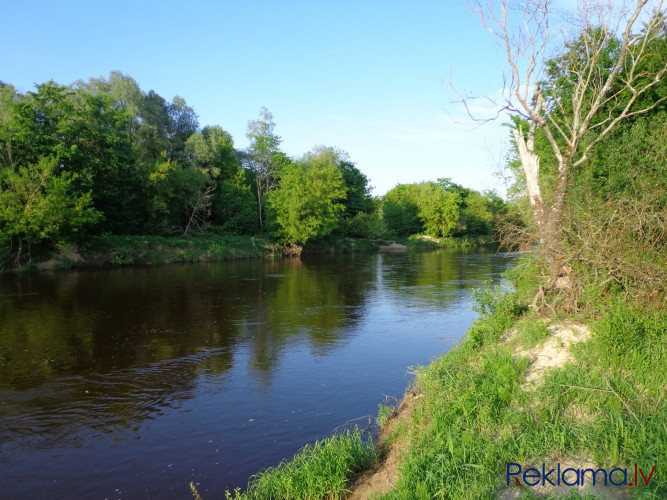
223;427;377;500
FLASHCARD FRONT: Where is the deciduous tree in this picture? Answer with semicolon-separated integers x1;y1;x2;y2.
268;151;346;245
246;107;282;230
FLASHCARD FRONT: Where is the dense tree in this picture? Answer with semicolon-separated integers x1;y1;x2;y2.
0;82;19;168
1;82;143;233
0;157;99;263
167;96;198;163
185;125;258;234
383;182;462;237
268;149;346;245
136;90;171;162
145;158;210;233
382;184;422;236
185;126;237;179
78;72;144;146
383;181;504;238
419;184;461;238
0;71;503;265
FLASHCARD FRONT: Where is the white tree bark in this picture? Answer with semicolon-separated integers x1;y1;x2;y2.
465;0;667;276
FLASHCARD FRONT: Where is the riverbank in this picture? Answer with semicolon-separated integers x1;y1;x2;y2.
5;233;495;273
213;256;666;499
352;259;666;499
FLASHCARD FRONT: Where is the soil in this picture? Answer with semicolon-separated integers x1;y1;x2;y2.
346;392;419;499
514;321;591;387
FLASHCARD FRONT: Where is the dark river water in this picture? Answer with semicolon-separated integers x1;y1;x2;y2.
0;248;514;499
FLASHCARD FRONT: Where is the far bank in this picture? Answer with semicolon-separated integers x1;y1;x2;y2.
4;233;496;273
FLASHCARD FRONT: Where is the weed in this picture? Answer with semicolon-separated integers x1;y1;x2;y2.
509;317;550;349
222;427;377;500
377;404;396;429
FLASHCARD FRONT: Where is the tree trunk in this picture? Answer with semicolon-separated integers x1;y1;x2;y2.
513;127;570;278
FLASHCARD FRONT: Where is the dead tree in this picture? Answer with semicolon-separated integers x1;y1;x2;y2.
462;0;667;279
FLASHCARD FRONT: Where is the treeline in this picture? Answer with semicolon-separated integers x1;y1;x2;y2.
0;72;504;265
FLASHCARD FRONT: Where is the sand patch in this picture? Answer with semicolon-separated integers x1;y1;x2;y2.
516;322;591;386
379;243;409;252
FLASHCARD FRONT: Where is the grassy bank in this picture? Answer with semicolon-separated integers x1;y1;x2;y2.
11;234;282;272
78;234;278;266
9;233;497;273
208;428;377;500
370;258;666;499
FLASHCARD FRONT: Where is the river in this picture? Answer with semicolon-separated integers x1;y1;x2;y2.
0;248;514;499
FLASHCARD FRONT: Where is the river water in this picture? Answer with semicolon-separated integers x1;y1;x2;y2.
0;248;514;499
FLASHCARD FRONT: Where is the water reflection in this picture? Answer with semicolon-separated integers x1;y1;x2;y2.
0;250;515;498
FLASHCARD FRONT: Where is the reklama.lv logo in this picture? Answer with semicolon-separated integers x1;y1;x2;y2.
507;463;656;487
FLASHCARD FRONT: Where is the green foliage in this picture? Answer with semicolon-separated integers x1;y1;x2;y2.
585;112;667;202
418;185;461;237
245;107;282;230
146;159;210;233
184;125;238;179
383;181;503;238
223;427;377;500
269;153;346;245
212;180;258;234
345;211;386;239
468;284;526;348
377;404;396;429
471;281;519;317
1;72;499;265
338;159;373;218
382;183;422;236
595;301;665;359
0;157;100;256
460;191;494;235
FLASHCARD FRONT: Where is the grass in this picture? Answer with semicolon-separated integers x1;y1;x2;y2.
77;233;273;266
377;403;397;430
506;317;550;350
221;427;377;500
302;235;383;254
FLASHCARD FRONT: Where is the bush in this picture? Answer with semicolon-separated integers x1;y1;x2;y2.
345;212;386;238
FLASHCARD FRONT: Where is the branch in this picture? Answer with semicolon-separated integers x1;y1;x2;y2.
561;381;641;425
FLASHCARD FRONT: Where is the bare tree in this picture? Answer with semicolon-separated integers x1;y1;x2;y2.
183;186;214;236
463;0;667;278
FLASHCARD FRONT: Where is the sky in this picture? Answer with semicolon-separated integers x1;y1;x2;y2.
1;0;520;197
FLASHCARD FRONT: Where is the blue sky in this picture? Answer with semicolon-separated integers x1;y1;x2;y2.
1;0;516;196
